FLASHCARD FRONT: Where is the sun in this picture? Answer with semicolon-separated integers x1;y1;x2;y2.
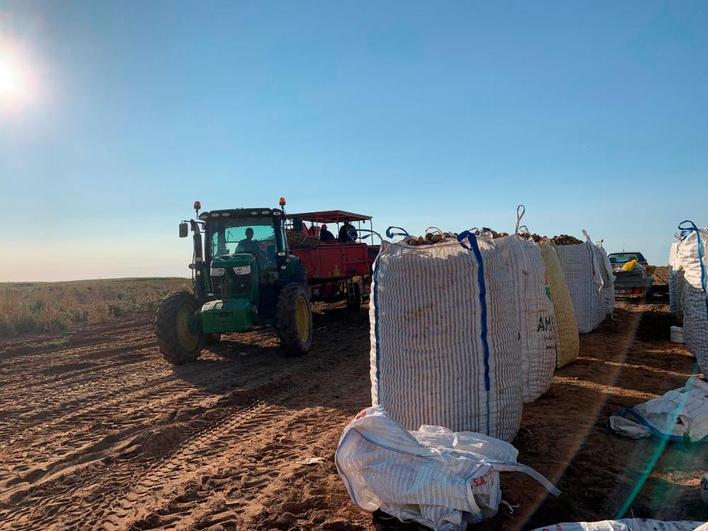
0;58;24;95
0;46;37;112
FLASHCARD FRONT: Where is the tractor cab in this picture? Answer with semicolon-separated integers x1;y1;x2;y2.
157;199;312;365
197;207;290;332
203;208;286;272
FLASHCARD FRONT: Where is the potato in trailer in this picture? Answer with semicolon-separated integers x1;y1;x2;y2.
286;209;379;311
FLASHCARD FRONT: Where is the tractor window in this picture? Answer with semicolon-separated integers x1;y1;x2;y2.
210;219;276;263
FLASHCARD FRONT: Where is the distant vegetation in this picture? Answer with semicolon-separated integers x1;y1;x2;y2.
0;278;191;337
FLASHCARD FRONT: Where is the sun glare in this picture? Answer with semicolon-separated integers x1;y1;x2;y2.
0;44;38;113
0;59;22;93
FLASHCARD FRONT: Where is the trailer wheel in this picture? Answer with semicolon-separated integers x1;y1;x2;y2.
154;291;204;365
346;282;362;312
277;284;313;356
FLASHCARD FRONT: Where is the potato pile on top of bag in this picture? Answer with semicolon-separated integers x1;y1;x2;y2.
475;227;509;239
552;234;584;245
519;232;548;243
403;230;457;246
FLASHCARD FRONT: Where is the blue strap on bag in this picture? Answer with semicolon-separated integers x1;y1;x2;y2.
457;230;492;435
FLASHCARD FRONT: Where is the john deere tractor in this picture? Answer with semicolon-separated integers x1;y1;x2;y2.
154;198;313;365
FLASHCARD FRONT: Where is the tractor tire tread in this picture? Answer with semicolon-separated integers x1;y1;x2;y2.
154;291;203;365
276;283;312;356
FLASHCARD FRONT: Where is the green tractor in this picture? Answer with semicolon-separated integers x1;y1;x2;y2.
154;198;313;364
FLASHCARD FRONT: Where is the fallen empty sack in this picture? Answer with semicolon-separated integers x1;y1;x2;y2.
336;407;560;531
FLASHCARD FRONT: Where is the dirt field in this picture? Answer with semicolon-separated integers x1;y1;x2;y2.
0;297;706;530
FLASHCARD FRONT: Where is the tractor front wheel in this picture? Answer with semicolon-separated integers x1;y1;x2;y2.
154;291;204;365
277;284;313;356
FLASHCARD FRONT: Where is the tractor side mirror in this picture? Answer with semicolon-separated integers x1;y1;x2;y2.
179;222;189;238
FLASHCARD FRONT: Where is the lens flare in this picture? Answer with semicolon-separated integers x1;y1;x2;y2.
0;42;39;113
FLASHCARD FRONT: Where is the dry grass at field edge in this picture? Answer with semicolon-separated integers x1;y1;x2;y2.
0;277;191;338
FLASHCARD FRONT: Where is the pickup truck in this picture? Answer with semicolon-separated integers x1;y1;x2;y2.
608;252;652;300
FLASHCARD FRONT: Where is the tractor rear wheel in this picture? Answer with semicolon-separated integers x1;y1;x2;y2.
154;291;204;365
277;284;313;356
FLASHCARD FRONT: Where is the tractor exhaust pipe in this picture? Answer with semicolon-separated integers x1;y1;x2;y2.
191;220;204;263
189;219;210;302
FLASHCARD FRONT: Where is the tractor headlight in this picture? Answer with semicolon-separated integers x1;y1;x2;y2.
211;267;225;276
233;265;251;276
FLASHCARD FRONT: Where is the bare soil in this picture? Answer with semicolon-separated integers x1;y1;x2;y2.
0;299;706;530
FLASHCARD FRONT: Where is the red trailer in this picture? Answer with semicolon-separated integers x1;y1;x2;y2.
286;210;378;310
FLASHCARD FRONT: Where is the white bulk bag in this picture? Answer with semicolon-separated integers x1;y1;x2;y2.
539;242;580;368
555;236;605;334
610;376;708;442
676;270;687;323
676;221;708;377
677;221;708;290
594;242;615;317
533;520;707;531
669;239;682;316
370;231;522;441
683;284;708;377
336;407;560;531
494;233;557;402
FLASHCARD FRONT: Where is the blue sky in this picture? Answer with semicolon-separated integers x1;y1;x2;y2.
1;0;706;281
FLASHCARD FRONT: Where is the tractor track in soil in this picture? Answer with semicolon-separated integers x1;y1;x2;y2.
0;305;371;530
1;300;706;530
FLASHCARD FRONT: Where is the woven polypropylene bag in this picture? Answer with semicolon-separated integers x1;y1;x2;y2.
594;243;615;318
669;240;682;316
676;271;686;324
370;234;523;441
683;284;708;377
494;236;557;402
555;242;605;334
677;224;708;291
336;407;560;530
675;222;708;376
592;243;615;324
539;242;579;368
532;519;707;531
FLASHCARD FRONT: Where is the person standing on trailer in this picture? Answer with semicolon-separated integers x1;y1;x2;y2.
339;220;357;243
347;221;358;242
320;224;335;241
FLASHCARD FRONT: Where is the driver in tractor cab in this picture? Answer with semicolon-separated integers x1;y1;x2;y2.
236;227;266;265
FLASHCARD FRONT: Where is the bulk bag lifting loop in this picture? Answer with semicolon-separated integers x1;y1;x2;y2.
514;204;526;235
